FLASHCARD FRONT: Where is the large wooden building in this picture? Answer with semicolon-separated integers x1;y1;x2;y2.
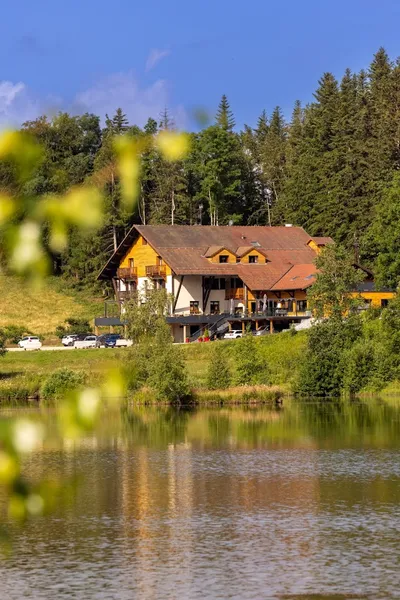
98;225;394;342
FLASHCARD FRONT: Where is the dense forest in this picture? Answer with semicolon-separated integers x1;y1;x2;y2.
2;47;400;290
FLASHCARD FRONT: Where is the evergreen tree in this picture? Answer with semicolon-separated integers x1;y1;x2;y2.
215;94;235;131
193;125;248;224
368;172;400;289
106;108;129;134
159;107;174;130
144;117;158;135
255;109;269;142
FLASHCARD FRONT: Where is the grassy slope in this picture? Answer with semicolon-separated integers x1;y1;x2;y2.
0;275;104;335
0;331;308;400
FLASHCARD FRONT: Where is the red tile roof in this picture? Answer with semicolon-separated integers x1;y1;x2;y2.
272;264;317;290
310;236;334;246
98;225;321;290
236;264;293;291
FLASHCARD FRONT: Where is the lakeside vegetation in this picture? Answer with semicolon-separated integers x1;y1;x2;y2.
0;332;305;402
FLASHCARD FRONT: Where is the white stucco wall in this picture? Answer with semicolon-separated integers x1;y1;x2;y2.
204;289;228;313
173;275;203;314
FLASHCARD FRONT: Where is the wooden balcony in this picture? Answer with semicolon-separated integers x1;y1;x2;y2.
117;267;137;280
225;288;245;301
146;265;167;278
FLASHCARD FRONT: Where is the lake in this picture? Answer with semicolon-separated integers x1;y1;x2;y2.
1;401;400;599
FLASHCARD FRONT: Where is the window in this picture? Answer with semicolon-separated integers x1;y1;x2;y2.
249;255;258;263
128;258;134;269
219;255;229;263
204;278;226;290
142;237;147;245
190;301;200;314
156;256;163;266
210;301;220;314
297;300;307;312
230;277;243;289
381;299;389;308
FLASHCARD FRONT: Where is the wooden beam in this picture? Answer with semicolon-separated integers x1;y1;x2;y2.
172;275;184;313
269;319;274;334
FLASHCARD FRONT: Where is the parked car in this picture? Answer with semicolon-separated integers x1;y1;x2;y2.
223;331;243;339
253;327;269;336
96;334;121;348
61;333;79;347
115;338;132;348
73;335;97;349
18;336;42;350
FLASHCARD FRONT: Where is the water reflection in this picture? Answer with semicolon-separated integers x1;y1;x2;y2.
1;401;400;599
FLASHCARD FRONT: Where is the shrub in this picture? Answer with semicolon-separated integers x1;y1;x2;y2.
3;325;32;344
40;368;86;400
55;317;92;338
342;341;376;396
297;316;362;397
206;344;231;390
234;335;268;385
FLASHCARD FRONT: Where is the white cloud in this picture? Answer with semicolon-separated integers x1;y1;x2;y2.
0;82;37;127
0;71;186;130
74;71;186;128
145;48;170;72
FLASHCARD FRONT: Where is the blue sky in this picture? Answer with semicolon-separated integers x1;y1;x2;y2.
1;0;400;129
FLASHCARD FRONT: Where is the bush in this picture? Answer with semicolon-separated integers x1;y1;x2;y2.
127;322;190;404
3;325;32;344
40;368;86;400
206;344;231;390
234;335;268;386
55;317;92;338
342;341;376;396
297;316;362;397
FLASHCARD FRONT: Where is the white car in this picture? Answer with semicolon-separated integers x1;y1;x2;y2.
61;334;79;347
73;335;97;349
254;327;269;336
18;336;42;350
115;338;132;348
223;331;243;339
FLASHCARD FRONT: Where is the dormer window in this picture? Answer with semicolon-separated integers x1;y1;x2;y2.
249;255;258;263
219;255;229;263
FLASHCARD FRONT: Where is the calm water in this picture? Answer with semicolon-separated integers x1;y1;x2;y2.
1;401;400;599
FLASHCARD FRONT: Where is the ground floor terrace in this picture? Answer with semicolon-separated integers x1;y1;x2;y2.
167;309;311;343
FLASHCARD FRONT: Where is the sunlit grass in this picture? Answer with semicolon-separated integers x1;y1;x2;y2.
0;275;104;335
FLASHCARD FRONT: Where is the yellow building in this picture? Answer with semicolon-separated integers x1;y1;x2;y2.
98;225;395;341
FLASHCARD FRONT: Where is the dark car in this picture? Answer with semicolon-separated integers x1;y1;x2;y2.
96;334;121;348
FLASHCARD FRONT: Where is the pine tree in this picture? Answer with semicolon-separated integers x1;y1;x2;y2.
215;94;235;131
159;107;174;130
106;108;129;134
281;73;340;234
144;117;158;135
255;109;269;142
193;125;248;224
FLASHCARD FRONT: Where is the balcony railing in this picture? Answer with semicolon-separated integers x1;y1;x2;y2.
117;267;137;280
146;265;167;278
225;288;245;300
117;290;136;302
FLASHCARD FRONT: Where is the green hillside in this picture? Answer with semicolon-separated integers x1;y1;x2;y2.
0;276;105;335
